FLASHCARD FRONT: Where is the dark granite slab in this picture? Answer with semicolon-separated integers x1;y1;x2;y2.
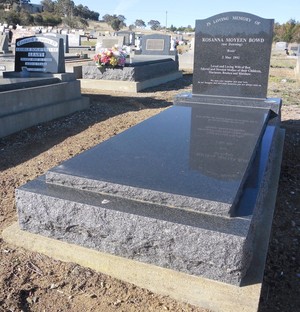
16;113;279;285
174;93;282;116
46;104;270;217
0;77;61;92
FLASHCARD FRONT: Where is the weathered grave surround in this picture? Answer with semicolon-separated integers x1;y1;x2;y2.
14;12;283;300
0;73;89;138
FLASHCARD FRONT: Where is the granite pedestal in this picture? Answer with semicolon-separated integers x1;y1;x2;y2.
80;55;182;92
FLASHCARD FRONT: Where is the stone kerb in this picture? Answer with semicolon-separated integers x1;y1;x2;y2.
0;73;89;138
295;54;300;79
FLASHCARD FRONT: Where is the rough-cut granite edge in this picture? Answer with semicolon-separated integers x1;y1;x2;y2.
46;171;232;217
16;185;250;285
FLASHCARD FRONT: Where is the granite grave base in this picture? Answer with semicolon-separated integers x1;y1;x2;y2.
80;56;182;92
13;99;282;286
0;72;89;138
3;11;285;311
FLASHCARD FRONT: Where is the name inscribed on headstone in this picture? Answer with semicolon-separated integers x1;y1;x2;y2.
193;12;274;98
141;34;171;55
146;39;164;51
15;36;65;73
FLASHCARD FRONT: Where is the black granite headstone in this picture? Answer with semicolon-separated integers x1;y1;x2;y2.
141;34;171;55
193;12;274;98
15;36;65;73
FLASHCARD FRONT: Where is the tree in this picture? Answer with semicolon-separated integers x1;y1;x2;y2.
1;11;21;25
148;20;160;30
40;12;62;26
102;14;113;23
41;0;55;13
102;14;126;31
135;19;145;28
73;4;99;21
128;24;135;31
55;0;75;17
110;17;123;31
168;24;176;32
20;9;34;25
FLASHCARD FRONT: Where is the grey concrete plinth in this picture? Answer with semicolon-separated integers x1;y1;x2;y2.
0;73;89;138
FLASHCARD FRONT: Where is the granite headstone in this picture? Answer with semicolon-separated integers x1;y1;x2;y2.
275;41;288;50
39;33;69;53
116;31;135;46
141;34;171;55
193;12;274;98
96;36;124;51
15;36;65;73
0;34;9;53
68;33;81;47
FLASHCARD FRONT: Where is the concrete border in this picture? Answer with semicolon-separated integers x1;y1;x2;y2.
2;129;285;312
80;71;183;92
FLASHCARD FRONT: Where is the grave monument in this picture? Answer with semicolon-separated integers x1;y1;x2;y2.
0;35;89;138
0;34;9;54
15;35;65;73
3;12;284;312
95;35;125;51
81;33;182;92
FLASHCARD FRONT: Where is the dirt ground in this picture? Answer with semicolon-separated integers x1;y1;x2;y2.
1;57;300;311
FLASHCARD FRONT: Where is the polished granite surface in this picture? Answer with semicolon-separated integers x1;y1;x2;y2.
48;104;270;216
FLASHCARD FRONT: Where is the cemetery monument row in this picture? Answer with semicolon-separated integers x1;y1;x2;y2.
3;11;284;312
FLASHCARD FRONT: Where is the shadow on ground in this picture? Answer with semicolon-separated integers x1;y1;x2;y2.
258;118;300;312
0;93;170;171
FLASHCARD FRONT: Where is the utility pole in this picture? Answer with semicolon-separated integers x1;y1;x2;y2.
165;11;168;32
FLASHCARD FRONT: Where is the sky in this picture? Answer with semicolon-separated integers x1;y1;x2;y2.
31;0;299;27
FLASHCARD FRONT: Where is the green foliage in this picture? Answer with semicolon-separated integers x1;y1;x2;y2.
62;16;88;28
32;12;62;26
102;14;126;31
20;9;34;25
134;19;145;28
0;0;99;26
274;19;300;43
41;0;55;13
0;10;21;25
148;20;161;30
167;24;194;33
